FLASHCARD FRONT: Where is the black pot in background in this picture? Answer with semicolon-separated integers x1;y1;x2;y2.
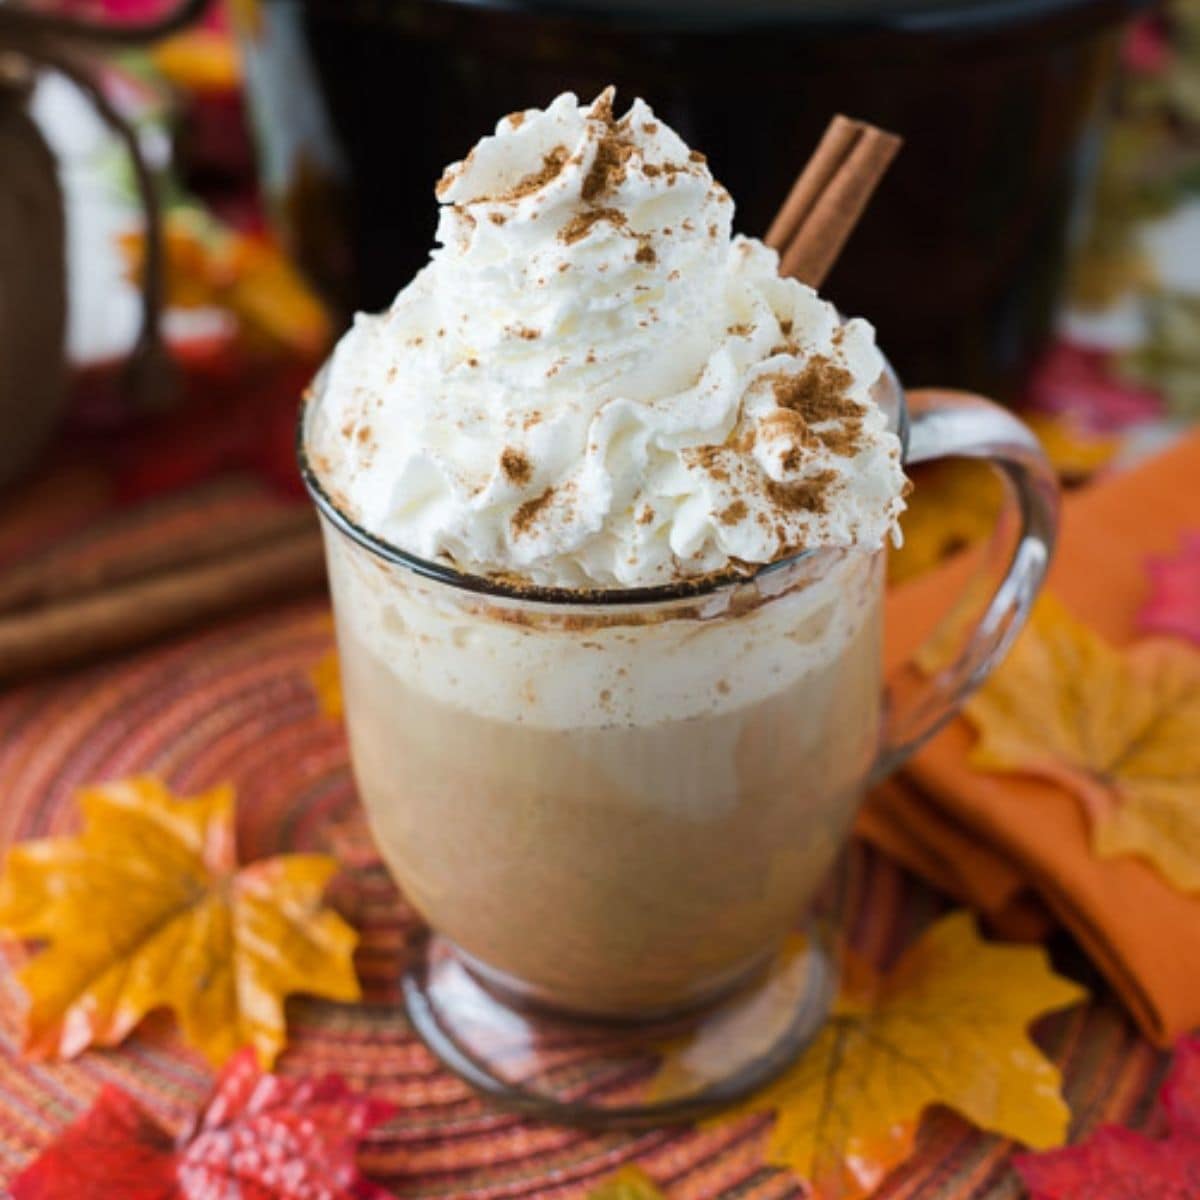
240;0;1150;400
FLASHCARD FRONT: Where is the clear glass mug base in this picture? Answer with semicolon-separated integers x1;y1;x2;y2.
401;926;835;1128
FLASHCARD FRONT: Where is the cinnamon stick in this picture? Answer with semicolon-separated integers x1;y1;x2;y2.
0;525;326;681
768;115;901;289
0;493;317;614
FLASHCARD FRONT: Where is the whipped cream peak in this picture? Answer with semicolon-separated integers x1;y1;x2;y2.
309;89;908;588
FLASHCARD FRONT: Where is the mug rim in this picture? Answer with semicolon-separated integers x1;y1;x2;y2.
297;359;909;608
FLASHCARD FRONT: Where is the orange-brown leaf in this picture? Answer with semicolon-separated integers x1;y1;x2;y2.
652;912;1084;1199
966;596;1200;892
0;777;360;1067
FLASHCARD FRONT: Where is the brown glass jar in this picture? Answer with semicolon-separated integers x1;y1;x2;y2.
238;0;1149;399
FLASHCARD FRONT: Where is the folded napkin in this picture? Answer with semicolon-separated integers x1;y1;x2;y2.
862;430;1200;1045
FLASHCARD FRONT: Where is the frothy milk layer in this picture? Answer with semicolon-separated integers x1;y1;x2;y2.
326;534;881;730
309;90;907;589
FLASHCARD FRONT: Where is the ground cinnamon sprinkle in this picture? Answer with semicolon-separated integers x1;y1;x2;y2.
635;240;657;265
582;93;635;201
817;418;863;456
760;408;820;457
500;448;532;486
489;212;508;226
687;445;731;482
560;207;625;244
512;487;555;535
771;357;856;424
766;469;837;515
507;110;527;128
719;499;748;525
495;145;570;202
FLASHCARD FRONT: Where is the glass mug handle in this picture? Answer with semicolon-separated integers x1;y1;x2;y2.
871;387;1060;783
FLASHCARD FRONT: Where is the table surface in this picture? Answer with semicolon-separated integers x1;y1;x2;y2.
0;569;1168;1197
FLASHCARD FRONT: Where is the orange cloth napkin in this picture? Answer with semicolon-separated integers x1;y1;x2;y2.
861;430;1200;1045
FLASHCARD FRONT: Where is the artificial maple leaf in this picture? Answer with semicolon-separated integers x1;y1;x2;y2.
1015;1033;1200;1199
586;1165;667;1199
310;648;344;718
965;596;1200;893
0;777;360;1067
888;459;1003;584
1140;531;1200;645
1024;413;1119;482
652;912;1084;1200
9;1045;394;1199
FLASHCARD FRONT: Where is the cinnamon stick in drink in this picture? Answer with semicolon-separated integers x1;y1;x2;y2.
768;116;902;289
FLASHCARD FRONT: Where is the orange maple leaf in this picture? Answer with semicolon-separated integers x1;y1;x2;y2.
0;778;360;1067
966;596;1200;892
652;912;1084;1200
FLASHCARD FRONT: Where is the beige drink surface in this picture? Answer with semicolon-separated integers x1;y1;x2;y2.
337;586;883;1017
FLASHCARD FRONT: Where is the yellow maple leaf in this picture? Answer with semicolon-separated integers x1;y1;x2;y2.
966;597;1200;892
1024;413;1119;482
586;1165;667;1199
888;419;1115;586
652;912;1084;1200
310;649;344;719
888;460;1003;584
0;777;360;1067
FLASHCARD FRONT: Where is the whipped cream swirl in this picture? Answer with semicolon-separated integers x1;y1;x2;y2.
309;90;908;588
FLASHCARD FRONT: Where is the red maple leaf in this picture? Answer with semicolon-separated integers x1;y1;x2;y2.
1015;1034;1200;1199
11;1048;395;1199
1140;532;1200;647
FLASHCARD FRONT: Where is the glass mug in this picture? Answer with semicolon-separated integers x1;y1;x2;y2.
300;368;1058;1125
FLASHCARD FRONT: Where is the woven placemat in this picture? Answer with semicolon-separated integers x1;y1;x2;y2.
0;598;1169;1198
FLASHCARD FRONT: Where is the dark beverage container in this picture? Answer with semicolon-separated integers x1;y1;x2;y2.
238;0;1149;399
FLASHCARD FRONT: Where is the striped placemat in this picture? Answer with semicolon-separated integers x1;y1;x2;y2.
0;593;1169;1197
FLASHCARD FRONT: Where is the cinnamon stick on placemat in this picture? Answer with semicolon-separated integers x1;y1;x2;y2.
0;523;325;681
768;114;901;288
0;482;327;682
0;481;317;614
